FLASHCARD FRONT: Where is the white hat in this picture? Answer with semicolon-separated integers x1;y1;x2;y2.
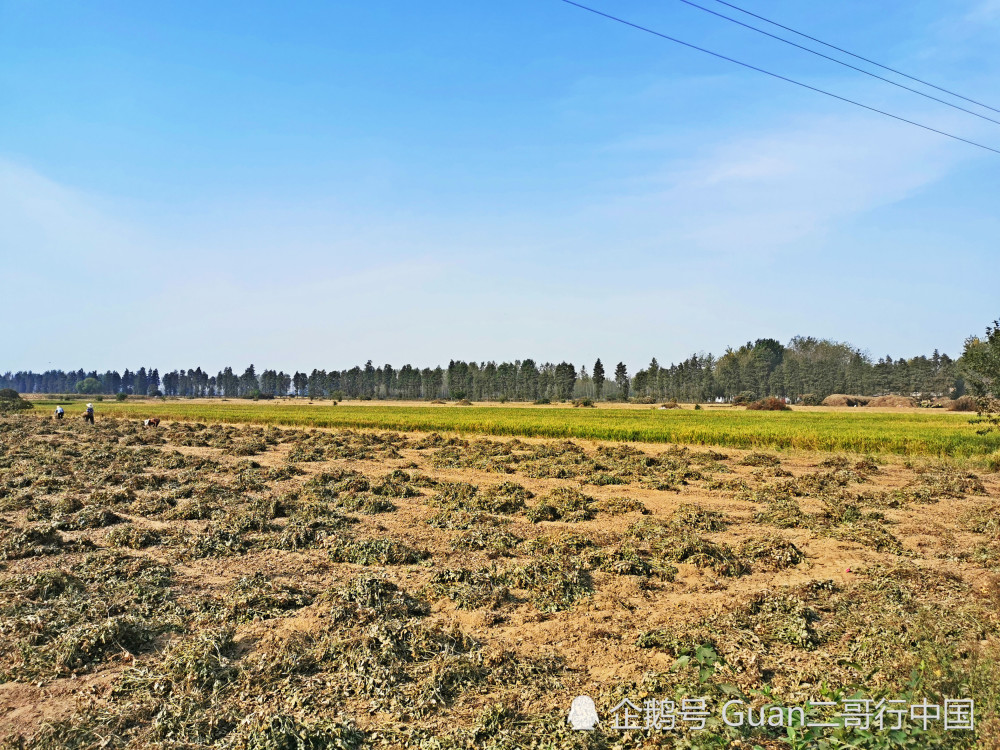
86;403;93;408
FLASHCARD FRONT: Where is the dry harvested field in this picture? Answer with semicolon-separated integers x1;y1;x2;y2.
1;414;999;749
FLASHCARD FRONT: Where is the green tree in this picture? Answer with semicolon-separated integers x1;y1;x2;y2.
614;362;629;400
962;320;1000;397
447;360;471;399
645;357;660;399
381;363;395;399
962;319;1000;433
307;369;327;399
239;365;258;396
497;361;517;400
75;377;103;395
362;360;377;398
715;348;743;399
554;362;577;400
593;359;606;400
518;359;539;401
750;339;783;396
218;367;239;398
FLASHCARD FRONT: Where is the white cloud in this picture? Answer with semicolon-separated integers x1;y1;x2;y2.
586;111;966;262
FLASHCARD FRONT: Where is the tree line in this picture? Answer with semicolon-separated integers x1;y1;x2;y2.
4;329;996;403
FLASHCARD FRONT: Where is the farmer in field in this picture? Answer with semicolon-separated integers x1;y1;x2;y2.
83;403;95;424
54;405;64;419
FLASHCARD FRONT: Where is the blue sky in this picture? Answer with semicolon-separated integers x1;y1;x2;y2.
3;0;999;373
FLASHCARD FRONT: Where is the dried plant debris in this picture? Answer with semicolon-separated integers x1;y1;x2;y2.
502;555;594;612
318;575;430;619
527;487;597;523
587;542;675;580
0;552;175;679
960;502;1000;535
426;568;511;610
327;537;428;565
625;519;750;576
737;535;805;570
524;532;597;556
220;572;314;623
425;509;508;530
2;413;999;748
525;532;677;583
753;496;809;529
739;452;782;467
0;523;66;560
656;534;751;577
450;526;522;555
821;520;905;554
904;467;987;500
477;481;533;513
667;503;727;532
591;496;649;515
105;523;162;549
181;525;251;559
271;515;356;551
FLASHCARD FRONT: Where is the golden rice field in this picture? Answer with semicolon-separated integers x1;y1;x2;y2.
40;400;1000;459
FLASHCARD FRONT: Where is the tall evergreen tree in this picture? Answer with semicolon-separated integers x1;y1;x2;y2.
518;359;539;400
239;365;258;396
614;362;629;400
307;369;326;399
381;363;395;399
554;362;577;400
593;359;606;400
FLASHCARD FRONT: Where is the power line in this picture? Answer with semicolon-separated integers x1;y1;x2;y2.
559;0;1000;156
675;0;1000;128
712;0;1000;116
